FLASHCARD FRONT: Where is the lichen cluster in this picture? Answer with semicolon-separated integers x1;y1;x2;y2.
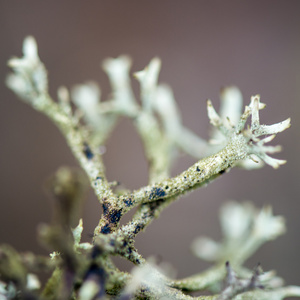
1;36;299;299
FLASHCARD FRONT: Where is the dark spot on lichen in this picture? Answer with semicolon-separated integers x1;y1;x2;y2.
141;211;151;219
108;209;122;224
141;287;150;294
219;170;226;175
165;185;169;189
91;246;103;259
133;223;145;235
149;187;166;200
123;198;133;207
196;166;201;172
83;142;94;160
100;224;111;234
102;203;110;215
84;263;106;291
73;281;81;291
148;199;165;217
96;176;102;180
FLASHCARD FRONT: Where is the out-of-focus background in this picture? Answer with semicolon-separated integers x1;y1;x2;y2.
1;0;300;289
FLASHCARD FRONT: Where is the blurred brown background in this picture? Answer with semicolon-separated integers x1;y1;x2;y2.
1;0;300;289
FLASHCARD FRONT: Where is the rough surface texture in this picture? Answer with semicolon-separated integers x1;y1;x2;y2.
0;36;297;299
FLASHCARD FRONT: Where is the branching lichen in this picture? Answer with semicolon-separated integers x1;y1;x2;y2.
1;36;298;299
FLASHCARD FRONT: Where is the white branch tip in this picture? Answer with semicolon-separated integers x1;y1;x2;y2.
23;36;38;59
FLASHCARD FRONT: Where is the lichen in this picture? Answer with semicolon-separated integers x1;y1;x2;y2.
2;36;298;299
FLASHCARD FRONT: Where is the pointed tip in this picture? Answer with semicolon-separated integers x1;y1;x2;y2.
57;86;69;101
7;57;19;68
23;36;38;59
133;70;144;81
273;159;287;169
150;56;162;66
102;55;132;73
280;117;292;131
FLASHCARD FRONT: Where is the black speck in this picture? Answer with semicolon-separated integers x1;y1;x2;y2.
85;263;105;279
108;209;122;224
219;170;226;175
141;287;150;294
100;224;111;234
141;211;151;219
149;187;166;200
148;199;165;216
196;166;201;172
102;203;109;215
91;246;103;259
165;185;169;189
124;198;133;207
96;176;102;180
83;142;94;160
133;223;145;235
84;263;106;297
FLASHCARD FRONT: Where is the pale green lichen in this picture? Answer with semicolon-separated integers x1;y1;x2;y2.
72;219;93;252
2;36;297;299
